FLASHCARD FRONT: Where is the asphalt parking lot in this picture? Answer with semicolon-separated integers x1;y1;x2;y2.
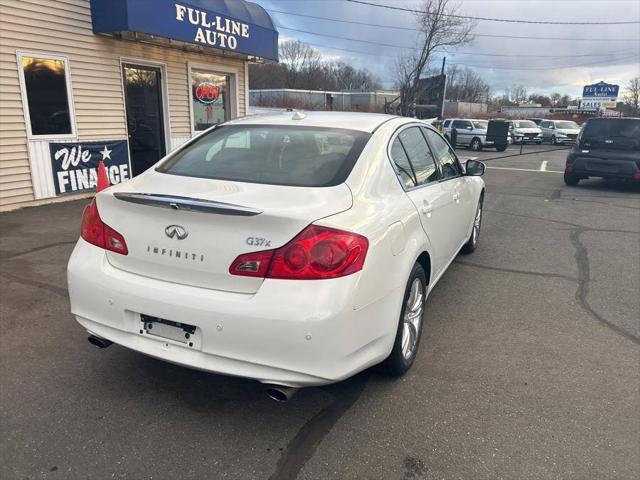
1;144;639;480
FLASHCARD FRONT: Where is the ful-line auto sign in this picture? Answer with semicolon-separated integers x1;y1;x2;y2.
582;81;620;99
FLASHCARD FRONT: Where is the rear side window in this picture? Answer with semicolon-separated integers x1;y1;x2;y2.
390;137;416;188
158;125;371;187
397;127;439;186
443;120;451;127
452;120;470;129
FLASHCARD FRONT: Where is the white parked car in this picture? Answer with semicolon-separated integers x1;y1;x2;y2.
508;120;543;144
442;118;498;151
539;119;581;144
67;111;485;401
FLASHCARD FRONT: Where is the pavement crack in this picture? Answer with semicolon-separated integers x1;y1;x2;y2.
269;373;369;480
2;272;68;297
0;240;77;260
455;261;578;282
569;228;640;345
486;209;640;234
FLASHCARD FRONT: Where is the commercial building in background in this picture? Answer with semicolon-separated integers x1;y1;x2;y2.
0;0;278;211
250;89;400;112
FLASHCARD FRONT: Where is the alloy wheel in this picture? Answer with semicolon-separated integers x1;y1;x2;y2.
401;278;424;359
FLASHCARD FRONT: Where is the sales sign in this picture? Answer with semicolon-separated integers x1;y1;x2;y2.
49;140;131;195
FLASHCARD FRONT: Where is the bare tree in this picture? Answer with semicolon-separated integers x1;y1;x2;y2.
446;66;491;103
510;84;528;104
249;41;381;93
550;92;562;107
279;40;322;89
395;0;475;116
623;76;640;115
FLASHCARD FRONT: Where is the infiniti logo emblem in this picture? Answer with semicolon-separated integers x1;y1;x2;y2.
165;225;188;240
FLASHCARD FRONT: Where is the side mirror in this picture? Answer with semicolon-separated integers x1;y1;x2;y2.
465;159;485;176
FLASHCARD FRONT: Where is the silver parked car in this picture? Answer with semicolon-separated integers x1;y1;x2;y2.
443;118;495;151
539;119;581;145
508;120;543;144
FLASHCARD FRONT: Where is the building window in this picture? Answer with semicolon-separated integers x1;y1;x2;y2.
191;70;230;131
18;53;75;137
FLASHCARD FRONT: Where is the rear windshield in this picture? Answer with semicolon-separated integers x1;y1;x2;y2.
157;125;371;187
581;119;640;151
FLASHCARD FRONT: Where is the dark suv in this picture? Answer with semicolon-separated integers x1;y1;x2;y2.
564;117;640;186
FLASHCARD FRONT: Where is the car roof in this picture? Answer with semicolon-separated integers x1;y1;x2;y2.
225;110;399;133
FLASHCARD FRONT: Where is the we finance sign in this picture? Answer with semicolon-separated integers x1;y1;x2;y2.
49;140;130;195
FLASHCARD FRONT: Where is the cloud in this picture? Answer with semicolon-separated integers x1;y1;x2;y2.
263;0;640;96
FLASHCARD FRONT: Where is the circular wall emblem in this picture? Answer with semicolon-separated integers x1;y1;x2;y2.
195;82;220;104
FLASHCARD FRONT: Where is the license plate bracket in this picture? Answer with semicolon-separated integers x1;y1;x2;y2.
141;314;196;345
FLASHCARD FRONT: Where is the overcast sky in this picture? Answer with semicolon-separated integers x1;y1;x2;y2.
260;0;640;97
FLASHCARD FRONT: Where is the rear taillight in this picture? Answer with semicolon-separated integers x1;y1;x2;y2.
634;171;640;182
80;199;128;255
229;225;368;280
565;164;573;173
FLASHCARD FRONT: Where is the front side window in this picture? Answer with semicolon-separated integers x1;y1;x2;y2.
397;127;439;186
423;128;461;179
158;125;370;187
191;70;230;131
19;55;73;136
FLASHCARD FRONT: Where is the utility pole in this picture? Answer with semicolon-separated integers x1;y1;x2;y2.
441;57;446;75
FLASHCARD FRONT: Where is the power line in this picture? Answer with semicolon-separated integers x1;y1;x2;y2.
282;39;638;71
345;0;640;25
277;25;637;59
268;9;640;42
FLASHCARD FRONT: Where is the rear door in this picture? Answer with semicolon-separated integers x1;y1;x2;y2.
389;126;456;275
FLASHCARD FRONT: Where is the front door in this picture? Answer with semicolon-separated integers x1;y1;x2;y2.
122;63;166;176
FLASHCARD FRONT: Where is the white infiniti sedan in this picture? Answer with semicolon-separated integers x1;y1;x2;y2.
67;111;485;400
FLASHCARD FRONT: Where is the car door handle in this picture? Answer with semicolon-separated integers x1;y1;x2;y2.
453;192;460;203
420;200;432;216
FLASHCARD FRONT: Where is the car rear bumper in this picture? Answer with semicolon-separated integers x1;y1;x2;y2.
568;155;640;180
67;239;402;387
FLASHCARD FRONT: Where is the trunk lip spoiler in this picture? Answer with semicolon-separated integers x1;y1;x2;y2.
112;192;263;216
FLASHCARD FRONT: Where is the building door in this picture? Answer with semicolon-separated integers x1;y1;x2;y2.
122;64;166;176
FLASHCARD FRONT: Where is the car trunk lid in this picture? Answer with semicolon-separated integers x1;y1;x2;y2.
97;170;353;294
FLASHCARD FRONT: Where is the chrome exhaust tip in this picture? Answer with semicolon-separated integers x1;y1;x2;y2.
265;384;299;402
88;335;113;349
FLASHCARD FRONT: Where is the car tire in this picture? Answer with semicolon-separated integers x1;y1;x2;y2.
564;172;580;186
381;263;427;377
496;144;507;152
551;135;557;145
461;195;483;254
470;138;482;151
